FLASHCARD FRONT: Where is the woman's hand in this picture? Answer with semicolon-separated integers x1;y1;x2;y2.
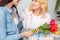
35;28;40;34
32;28;40;34
21;31;33;38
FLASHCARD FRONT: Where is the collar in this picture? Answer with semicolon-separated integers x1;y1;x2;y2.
4;5;12;14
3;5;17;14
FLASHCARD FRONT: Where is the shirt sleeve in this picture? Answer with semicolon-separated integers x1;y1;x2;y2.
0;9;22;40
19;9;28;21
46;13;51;24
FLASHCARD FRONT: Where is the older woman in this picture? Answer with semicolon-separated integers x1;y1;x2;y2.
20;0;51;40
0;0;33;40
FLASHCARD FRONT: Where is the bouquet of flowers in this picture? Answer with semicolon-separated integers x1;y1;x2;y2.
32;19;59;35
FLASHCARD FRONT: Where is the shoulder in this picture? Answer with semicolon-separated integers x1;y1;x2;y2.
43;12;51;21
45;12;50;16
43;12;51;24
45;12;51;18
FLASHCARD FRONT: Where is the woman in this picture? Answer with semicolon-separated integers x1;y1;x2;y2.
20;0;51;40
0;0;33;40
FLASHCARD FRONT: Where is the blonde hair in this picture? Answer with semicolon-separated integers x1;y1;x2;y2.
39;0;48;13
29;0;48;14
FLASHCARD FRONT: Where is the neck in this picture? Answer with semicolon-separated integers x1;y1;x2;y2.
33;9;41;16
7;2;13;9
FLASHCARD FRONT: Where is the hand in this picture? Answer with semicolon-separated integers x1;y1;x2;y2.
21;31;33;38
31;28;40;34
35;28;40;34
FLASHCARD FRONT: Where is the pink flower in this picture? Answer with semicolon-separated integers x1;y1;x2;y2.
50;19;56;26
50;19;58;32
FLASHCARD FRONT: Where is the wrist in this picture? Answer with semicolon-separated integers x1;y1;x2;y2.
21;33;25;38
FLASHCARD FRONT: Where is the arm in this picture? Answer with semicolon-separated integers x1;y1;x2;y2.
0;9;21;40
0;9;33;40
19;9;28;21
